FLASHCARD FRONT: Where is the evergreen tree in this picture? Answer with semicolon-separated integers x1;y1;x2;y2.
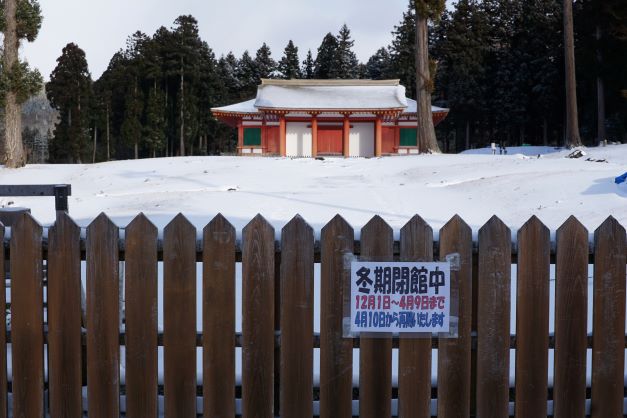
415;0;446;153
563;0;582;147
366;47;392;79
302;49;315;79
389;2;417;98
333;24;359;78
0;0;43;167
278;40;302;79
47;43;92;163
314;33;338;78
254;42;277;80
237;51;258;99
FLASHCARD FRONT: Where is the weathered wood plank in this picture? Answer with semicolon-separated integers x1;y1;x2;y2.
437;215;473;418
359;215;394;418
203;214;236;418
398;215;433;418
319;215;354;418
476;216;511;418
86;213;120;418
10;213;44;418
0;223;5;418
242;215;275;418
280;215;314;418
591;216;626;418
163;214;197;418
48;212;82;418
125;214;158;417
554;216;588;418
515;216;550;417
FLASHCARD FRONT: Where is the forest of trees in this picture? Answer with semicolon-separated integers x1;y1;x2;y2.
38;0;627;162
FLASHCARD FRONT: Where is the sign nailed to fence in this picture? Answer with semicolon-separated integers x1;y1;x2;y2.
350;261;451;334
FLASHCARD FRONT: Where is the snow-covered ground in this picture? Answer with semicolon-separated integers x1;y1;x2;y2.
1;144;625;237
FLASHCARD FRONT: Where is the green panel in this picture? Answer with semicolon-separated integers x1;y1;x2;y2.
243;128;262;146
399;128;417;147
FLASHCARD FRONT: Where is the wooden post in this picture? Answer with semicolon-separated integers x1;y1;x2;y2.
237;121;244;155
342;114;350;157
279;114;287;157
262;116;267;155
375;116;382;157
311;114;318;158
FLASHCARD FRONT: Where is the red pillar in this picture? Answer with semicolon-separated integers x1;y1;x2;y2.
237;121;244;155
279;114;286;157
311;115;318;157
343;114;350;157
375;116;382;157
261;116;267;155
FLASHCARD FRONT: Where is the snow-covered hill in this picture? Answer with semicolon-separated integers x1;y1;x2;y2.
1;144;625;237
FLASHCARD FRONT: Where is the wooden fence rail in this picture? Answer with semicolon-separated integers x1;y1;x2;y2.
1;212;625;418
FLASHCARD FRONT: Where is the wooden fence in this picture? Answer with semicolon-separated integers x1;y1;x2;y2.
1;212;626;417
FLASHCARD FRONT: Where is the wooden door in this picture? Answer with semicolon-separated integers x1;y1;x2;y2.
265;126;280;155
317;127;343;155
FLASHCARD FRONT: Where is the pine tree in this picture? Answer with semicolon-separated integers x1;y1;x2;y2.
366;47;392;79
47;43;92;163
237;51;258;99
333;24;359;78
302;49;315;79
314;33;338;79
0;0;43;167
415;0;446;153
278;40;302;79
254;42;277;80
389;2;417;98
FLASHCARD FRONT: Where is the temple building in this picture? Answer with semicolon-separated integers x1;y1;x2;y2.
211;79;449;157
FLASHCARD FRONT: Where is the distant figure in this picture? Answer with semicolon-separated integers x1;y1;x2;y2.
491;142;496;155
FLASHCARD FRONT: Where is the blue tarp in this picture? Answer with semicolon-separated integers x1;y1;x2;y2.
616;172;627;184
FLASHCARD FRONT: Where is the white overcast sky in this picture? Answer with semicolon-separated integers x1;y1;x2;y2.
23;0;449;81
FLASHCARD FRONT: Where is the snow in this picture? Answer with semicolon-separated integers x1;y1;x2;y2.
1;144;626;415
254;83;407;110
1;144;625;237
403;97;449;115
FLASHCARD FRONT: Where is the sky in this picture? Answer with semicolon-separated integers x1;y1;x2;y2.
21;0;430;81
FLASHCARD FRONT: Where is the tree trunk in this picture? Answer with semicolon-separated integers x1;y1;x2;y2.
2;0;25;168
596;25;606;144
543;118;548;146
106;104;110;160
415;10;440;153
134;142;138;159
465;119;470;150
179;58;185;157
563;0;582;147
93;125;97;163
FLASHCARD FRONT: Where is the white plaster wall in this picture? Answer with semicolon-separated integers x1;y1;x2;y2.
349;123;375;157
286;122;312;157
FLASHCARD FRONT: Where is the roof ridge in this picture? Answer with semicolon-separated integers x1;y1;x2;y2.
260;79;400;87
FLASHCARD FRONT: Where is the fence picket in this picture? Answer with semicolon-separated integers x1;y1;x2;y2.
476;216;511;418
10;214;45;418
359;216;394;418
591;216;626;418
437;215;473;418
320;215;354;418
163;214;197;418
515;216;550;417
48;213;82;418
0;223;5;418
125;214;158;417
86;213;120;418
280;215;314;418
398;215;433;418
202;214;236;418
242;215;275;418
554;216;588;418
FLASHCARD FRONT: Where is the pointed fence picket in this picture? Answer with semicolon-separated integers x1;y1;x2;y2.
0;213;625;417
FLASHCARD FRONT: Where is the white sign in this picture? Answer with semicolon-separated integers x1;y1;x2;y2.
350;261;450;334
